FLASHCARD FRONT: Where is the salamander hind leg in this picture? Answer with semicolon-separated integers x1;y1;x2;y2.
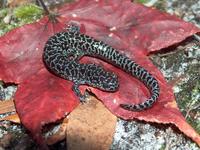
72;82;90;103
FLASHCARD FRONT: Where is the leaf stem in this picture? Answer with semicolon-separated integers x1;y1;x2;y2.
37;0;50;15
37;0;59;23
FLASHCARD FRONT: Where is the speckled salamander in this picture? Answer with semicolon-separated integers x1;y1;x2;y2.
43;23;160;111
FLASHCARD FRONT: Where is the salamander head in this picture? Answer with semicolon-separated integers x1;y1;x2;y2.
65;22;80;33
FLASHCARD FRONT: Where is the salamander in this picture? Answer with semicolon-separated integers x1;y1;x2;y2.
43;23;160;111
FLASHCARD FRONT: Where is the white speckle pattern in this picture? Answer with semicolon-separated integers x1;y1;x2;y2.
110;26;117;31
109;33;113;37
113;98;117;104
72;14;77;18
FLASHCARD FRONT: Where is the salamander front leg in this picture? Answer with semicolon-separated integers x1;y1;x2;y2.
72;82;90;103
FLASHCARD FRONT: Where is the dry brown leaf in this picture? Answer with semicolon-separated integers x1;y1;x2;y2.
0;99;16;114
46;118;68;145
0;113;20;124
66;97;117;150
0;99;20;124
7;0;32;8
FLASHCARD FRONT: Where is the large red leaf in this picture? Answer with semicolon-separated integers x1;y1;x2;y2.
0;0;199;147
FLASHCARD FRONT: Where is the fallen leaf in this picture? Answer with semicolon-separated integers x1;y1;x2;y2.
44;118;68;145
0;99;16;114
0;113;20;124
66;97;117;150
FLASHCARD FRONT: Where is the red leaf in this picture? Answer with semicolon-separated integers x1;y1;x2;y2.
15;69;78;147
0;0;199;147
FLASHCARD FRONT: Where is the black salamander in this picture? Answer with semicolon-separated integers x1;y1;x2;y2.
43;23;160;111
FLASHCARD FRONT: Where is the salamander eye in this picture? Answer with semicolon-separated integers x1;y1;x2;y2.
67;24;80;33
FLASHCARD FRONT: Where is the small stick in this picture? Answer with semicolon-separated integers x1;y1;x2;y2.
193;34;200;42
37;0;50;15
37;0;59;24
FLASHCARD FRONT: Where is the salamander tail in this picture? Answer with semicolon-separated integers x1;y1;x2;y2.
120;79;160;111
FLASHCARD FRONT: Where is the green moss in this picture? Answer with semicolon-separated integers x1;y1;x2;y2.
0;4;43;36
0;8;8;18
0;8;16;35
159;144;166;150
14;4;43;24
134;0;150;4
169;44;200;135
177;78;200;134
153;0;167;11
187;117;200;134
65;0;75;3
185;82;200;133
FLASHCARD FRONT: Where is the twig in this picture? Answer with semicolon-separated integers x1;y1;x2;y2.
193;34;200;42
37;0;59;25
157;45;185;57
37;0;50;15
185;102;200;119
